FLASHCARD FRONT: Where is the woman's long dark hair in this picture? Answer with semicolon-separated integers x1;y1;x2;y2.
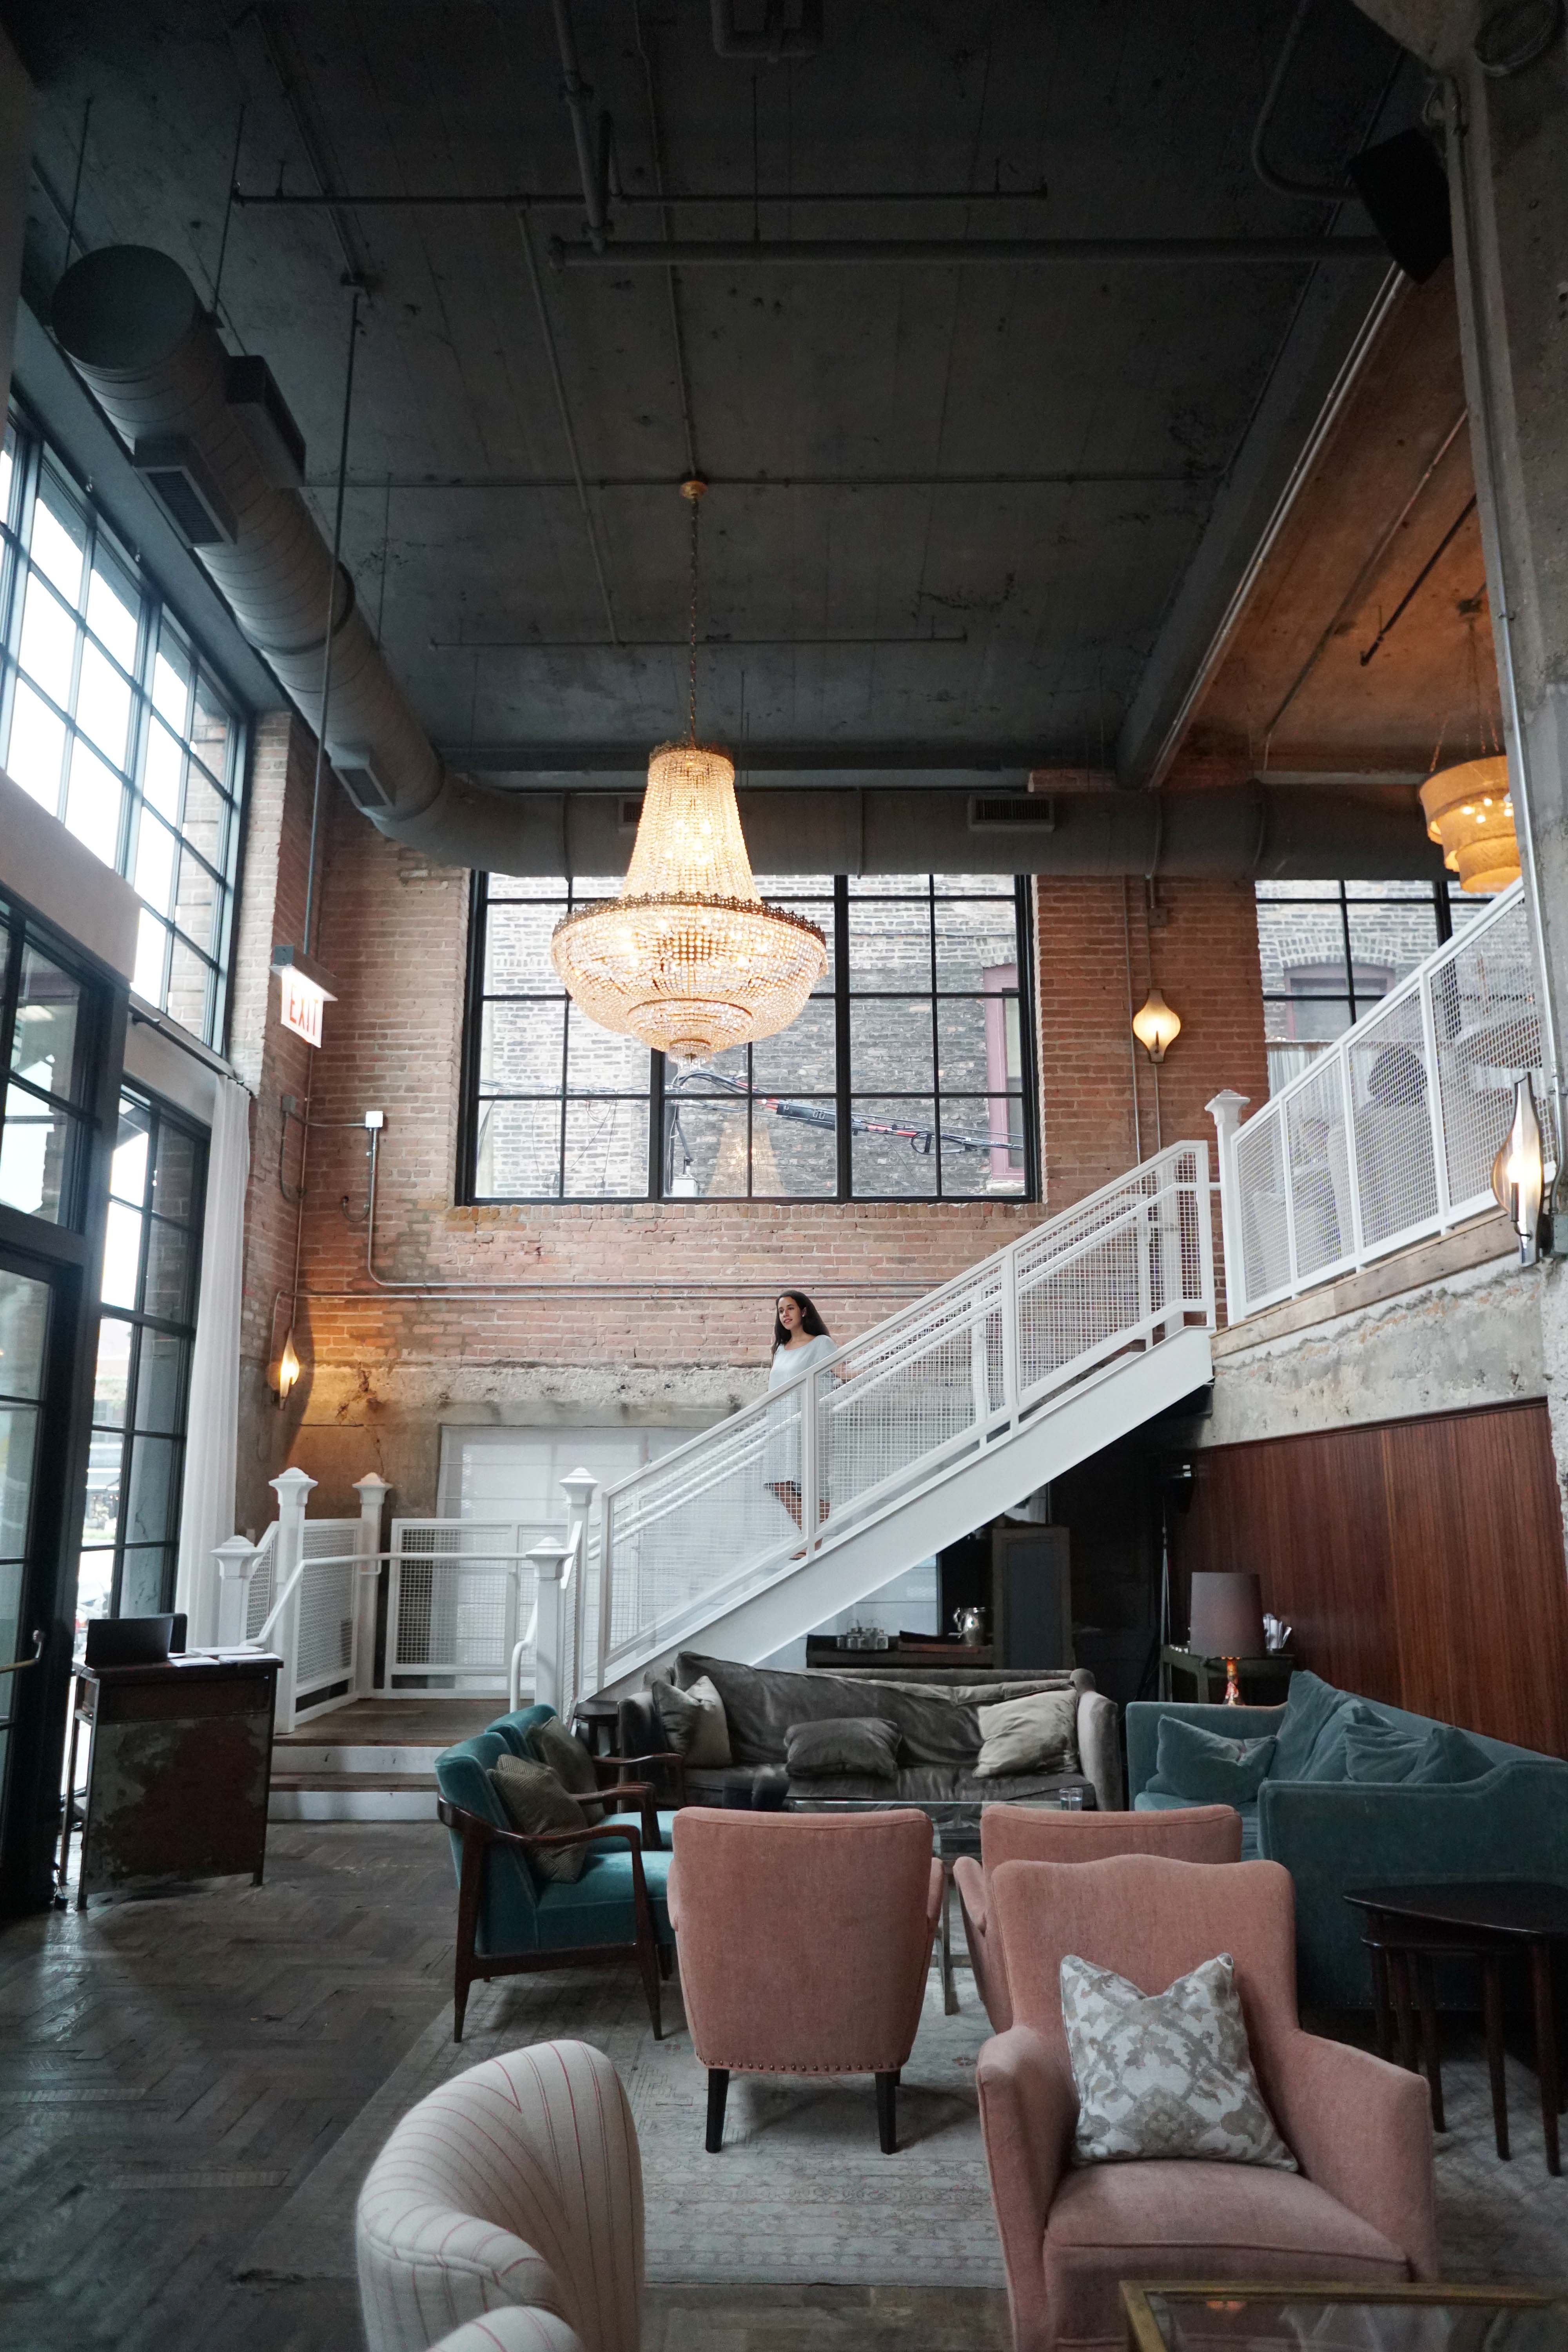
773;1289;829;1352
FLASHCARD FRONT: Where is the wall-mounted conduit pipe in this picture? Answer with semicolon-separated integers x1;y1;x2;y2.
549;234;1388;269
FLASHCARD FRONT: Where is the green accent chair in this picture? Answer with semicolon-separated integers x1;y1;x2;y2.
435;1703;676;2042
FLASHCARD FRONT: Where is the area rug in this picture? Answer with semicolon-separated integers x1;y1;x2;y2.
238;1954;1568;2291
238;1959;1004;2289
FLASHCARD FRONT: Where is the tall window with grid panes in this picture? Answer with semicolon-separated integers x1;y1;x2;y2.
1255;879;1492;1095
0;409;245;1048
463;873;1037;1202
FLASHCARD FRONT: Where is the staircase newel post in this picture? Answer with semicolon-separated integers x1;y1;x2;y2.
1206;1091;1250;1326
526;1537;566;1714
214;1535;257;1648
352;1474;391;1699
269;1465;315;1736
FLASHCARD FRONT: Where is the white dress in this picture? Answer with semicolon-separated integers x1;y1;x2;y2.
764;1332;837;1486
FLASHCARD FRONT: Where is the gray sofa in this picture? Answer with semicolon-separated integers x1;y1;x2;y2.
619;1649;1121;1811
1129;1678;1568;2008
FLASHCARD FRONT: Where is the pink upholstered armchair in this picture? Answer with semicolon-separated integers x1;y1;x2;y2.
667;1807;944;2153
977;1856;1437;2352
955;1805;1244;2031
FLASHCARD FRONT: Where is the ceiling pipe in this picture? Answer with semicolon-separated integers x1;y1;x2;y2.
51;244;461;846
550;234;1388;269
548;0;610;256
423;782;1442;881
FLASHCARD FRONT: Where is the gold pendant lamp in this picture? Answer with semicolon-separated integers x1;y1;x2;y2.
551;480;826;1063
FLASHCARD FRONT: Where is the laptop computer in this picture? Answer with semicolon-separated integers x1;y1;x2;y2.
84;1613;182;1669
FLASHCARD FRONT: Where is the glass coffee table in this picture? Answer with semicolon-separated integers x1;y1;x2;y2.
1122;2282;1568;2351
784;1795;1077;2014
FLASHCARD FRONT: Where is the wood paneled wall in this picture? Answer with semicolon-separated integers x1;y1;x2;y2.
1172;1401;1568;1758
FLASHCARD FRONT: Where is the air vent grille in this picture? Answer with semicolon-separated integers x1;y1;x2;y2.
969;794;1056;831
131;436;237;546
620;795;645;829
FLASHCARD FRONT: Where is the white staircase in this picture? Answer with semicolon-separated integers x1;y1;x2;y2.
563;1140;1216;1709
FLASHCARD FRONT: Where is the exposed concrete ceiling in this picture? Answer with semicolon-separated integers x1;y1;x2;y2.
12;0;1426;796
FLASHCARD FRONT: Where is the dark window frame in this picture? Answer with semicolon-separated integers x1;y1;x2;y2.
78;1084;208;1624
459;872;1040;1206
0;403;249;1051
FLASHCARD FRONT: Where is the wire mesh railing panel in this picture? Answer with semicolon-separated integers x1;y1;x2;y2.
387;1521;530;1692
1225;884;1543;1318
594;1142;1212;1684
294;1518;361;1695
1347;986;1440;1249
1285;1056;1355;1281
1430;893;1552;1213
1235;1108;1292;1305
243;1523;278;1642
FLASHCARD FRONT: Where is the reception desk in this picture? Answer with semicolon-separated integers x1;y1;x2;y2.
62;1652;281;1905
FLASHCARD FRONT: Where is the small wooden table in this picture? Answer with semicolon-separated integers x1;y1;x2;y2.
1160;1646;1294;1705
571;1695;622;1757
1345;1878;1568;2173
806;1637;997;1672
1123;2279;1568;2350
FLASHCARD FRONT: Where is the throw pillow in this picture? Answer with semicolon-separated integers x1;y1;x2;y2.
1060;1951;1298;2171
784;1715;900;1779
489;1755;588;1883
650;1673;732;1768
1346;1717;1493;1786
525;1711;604;1824
1155;1715;1276;1805
1303;1698;1382;1783
975;1688;1079;1780
1271;1670;1348;1781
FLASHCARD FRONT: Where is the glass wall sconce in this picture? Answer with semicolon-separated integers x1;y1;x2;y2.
1491;1074;1553;1266
270;1327;302;1407
1132;989;1181;1062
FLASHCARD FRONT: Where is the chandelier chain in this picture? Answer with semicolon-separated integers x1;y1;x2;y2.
687;487;700;744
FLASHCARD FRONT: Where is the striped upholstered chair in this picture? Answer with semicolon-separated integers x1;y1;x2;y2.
356;2038;642;2352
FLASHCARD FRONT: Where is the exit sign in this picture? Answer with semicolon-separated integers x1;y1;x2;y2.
271;944;338;1049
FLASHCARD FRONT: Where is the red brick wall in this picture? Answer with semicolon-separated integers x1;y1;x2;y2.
232;717;1269;1514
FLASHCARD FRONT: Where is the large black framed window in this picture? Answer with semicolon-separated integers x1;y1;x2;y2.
0;408;246;1049
1256;878;1488;1096
77;1088;206;1625
463;873;1038;1203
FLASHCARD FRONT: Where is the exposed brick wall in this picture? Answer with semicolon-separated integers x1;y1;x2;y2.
230;720;1269;1515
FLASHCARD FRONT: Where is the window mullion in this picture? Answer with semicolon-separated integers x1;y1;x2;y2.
833;876;851;1200
928;877;942;1198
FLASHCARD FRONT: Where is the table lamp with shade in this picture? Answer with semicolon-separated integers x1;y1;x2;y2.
1186;1572;1266;1705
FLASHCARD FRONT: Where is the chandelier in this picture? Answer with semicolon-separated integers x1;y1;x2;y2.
551;480;826;1063
1418;755;1518;893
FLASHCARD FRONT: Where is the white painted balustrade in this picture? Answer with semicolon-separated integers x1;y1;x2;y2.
1210;883;1548;1322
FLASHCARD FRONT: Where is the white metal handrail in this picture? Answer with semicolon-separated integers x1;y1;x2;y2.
587;1140;1212;1694
382;1519;544;1697
1213;883;1547;1321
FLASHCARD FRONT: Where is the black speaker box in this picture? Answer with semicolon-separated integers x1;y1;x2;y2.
1348;128;1453;284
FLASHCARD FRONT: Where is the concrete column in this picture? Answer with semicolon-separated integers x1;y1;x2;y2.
352;1473;391;1698
0;34;34;412
1352;3;1568;1524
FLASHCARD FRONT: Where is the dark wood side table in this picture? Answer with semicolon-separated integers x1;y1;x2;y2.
60;1653;280;1906
806;1637;996;1672
570;1695;622;1757
1160;1646;1294;1705
1345;1878;1568;2174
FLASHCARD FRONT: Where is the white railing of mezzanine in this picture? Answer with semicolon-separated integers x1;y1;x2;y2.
581;1140;1214;1695
211;1468;388;1733
1211;882;1549;1323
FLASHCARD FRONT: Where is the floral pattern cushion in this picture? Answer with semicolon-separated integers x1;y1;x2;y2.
1060;1951;1298;2170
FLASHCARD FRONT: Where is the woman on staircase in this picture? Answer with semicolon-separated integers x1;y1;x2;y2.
765;1290;837;1542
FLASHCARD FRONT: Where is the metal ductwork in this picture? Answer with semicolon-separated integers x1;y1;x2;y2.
51;247;1441;887
52;245;457;844
452;780;1444;882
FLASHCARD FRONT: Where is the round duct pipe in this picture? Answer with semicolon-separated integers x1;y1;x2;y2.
53;245;455;835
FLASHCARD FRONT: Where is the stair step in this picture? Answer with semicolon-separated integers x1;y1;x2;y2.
270;1771;436;1793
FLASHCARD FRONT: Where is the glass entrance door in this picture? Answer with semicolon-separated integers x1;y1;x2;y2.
0;1262;56;1831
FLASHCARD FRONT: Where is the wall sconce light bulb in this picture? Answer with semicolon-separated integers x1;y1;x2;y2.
1132;988;1181;1063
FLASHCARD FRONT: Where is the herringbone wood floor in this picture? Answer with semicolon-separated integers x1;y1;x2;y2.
0;1822;1010;2352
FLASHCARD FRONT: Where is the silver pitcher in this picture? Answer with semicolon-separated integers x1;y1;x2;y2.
952;1605;986;1647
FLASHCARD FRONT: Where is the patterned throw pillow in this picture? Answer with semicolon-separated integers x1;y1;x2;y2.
1060;1951;1298;2171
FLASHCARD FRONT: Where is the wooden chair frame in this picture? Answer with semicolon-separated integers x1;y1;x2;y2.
437;1782;672;2044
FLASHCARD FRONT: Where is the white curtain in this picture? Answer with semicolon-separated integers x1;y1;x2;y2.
174;1076;251;1642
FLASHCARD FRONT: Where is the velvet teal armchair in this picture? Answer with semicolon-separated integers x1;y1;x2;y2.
435;1706;676;2041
